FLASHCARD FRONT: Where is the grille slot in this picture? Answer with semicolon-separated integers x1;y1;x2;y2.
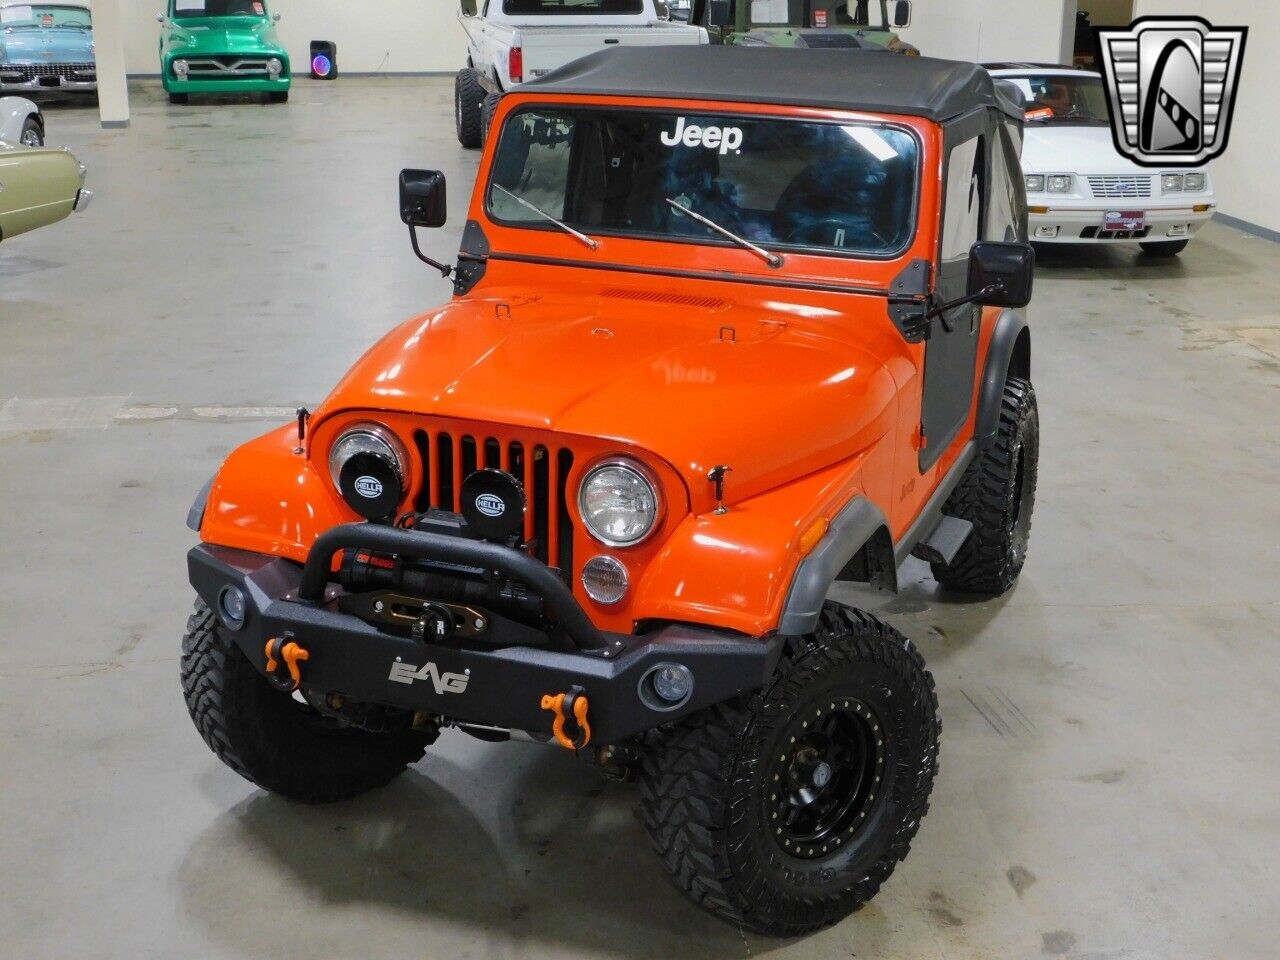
413;429;574;573
1087;175;1153;199
1081;226;1152;240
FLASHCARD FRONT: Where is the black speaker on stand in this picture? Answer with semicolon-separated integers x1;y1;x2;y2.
310;41;338;80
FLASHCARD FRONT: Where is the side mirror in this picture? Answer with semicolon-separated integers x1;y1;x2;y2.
967;241;1034;308
892;0;912;28
272;12;281;22
400;169;447;228
157;13;167;23
460;0;478;15
708;0;731;28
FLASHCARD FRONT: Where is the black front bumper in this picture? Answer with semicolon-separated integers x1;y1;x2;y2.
188;528;783;745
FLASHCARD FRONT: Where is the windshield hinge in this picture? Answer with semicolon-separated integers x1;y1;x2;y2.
887;258;933;342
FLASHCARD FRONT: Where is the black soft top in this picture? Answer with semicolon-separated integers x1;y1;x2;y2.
522;46;1024;122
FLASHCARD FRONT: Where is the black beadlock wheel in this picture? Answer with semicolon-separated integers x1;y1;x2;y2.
455;68;485;148
931;376;1039;594
180;599;433;803
639;603;940;937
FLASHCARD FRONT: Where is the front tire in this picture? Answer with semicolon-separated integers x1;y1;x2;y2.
168;92;189;105
268;90;290;104
19;116;42;147
931;376;1038;594
1140;239;1189;256
180;600;432;803
640;603;940;936
455;68;485;148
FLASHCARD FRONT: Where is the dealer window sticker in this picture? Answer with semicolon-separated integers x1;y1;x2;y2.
0;6;34;22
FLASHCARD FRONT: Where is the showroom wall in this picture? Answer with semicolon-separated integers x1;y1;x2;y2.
1131;0;1278;234
897;0;1075;64
122;0;466;75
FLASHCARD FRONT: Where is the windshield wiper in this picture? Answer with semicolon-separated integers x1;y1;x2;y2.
665;198;782;269
492;184;598;251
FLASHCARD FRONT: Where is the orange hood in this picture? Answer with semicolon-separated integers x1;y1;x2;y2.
313;282;900;507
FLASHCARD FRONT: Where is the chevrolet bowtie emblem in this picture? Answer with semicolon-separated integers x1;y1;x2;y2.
1095;16;1248;168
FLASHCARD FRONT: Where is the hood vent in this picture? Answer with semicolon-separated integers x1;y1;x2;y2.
600;288;729;311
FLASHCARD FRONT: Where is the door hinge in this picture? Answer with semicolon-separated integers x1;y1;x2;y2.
913;425;928;450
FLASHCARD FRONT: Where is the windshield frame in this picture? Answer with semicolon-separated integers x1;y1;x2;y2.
483;102;923;264
1002;72;1110;126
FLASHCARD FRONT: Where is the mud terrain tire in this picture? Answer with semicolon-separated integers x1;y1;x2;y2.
932;376;1038;594
639;603;940;936
180;599;432;803
455;68;485;148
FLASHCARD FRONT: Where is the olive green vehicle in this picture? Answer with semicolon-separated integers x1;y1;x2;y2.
158;0;291;105
690;0;918;52
0;140;89;243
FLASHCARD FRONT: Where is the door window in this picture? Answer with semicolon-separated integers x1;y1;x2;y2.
940;136;983;264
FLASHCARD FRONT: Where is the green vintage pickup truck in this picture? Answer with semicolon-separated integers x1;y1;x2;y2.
158;0;291;105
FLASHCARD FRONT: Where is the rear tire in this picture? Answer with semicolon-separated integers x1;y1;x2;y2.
19;116;42;147
455;68;485;148
931;376;1038;594
481;91;502;145
180;599;433;803
1139;239;1188;256
268;90;289;104
168;92;189;105
639;603;940;936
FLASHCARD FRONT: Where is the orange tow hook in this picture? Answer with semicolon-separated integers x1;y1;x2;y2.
263;633;310;692
540;685;591;751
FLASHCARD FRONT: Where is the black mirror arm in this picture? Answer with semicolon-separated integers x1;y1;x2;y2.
924;283;1003;321
408;223;454;281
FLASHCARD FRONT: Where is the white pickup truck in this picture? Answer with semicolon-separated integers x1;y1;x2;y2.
455;0;708;147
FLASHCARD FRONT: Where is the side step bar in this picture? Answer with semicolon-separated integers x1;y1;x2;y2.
910;515;974;567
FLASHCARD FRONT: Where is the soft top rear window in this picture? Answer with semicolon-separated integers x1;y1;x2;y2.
502;0;643;14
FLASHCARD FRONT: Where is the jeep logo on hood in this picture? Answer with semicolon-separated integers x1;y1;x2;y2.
660;117;744;155
475;493;505;517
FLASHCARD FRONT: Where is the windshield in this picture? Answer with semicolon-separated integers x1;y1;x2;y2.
487;107;919;259
502;0;643;14
1007;74;1110;125
749;0;888;28
172;0;267;18
0;5;91;28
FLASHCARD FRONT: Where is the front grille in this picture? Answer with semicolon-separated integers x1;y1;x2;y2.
0;62;95;81
1087;175;1153;199
182;57;274;77
413;429;575;575
1081;225;1152;240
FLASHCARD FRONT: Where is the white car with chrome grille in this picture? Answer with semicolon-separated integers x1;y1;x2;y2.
987;64;1215;256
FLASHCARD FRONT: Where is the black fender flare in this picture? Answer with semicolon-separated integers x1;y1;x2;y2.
777;497;894;636
186;473;215;532
977;310;1031;441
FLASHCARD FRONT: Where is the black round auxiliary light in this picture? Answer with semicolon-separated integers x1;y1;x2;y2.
460;468;526;542
339;450;403;521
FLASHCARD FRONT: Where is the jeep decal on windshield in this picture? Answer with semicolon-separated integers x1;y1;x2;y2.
660;117;744;155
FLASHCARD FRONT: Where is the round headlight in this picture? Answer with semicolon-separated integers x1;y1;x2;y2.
173;59;189;78
266;57;283;76
328;425;407;521
578;460;660;547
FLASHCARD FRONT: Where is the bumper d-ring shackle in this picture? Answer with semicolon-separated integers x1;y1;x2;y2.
263;632;310;692
541;685;591;751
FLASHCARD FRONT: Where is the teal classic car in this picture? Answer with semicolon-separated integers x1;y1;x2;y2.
158;0;290;105
0;1;97;97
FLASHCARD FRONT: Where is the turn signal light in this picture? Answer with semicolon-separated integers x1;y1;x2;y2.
1028;205;1050;214
798;517;829;556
